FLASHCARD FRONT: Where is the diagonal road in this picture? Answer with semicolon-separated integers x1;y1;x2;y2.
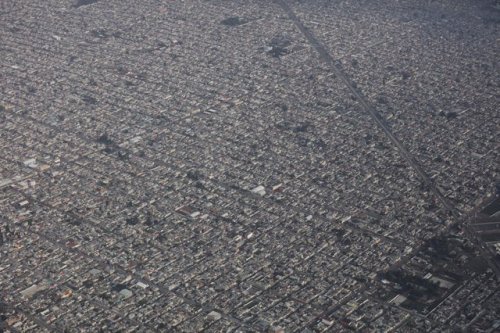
274;0;500;278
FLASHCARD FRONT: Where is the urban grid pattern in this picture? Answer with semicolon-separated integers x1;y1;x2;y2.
0;0;499;332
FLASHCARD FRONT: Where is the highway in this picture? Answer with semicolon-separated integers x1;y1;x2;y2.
275;0;500;278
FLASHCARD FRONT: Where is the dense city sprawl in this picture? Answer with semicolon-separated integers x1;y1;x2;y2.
1;0;499;332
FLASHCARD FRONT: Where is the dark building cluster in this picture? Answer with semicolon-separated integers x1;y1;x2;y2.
0;0;499;332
